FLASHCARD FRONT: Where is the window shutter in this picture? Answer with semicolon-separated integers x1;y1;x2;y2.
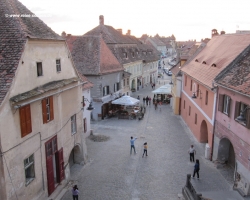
20;106;27;137
234;101;240;120
25;105;32;134
107;86;109;94
46;156;55;195
56;148;65;182
227;98;231;117
49;96;54;121
218;94;224;112
246;109;250;129
42;99;47;124
103;87;105;96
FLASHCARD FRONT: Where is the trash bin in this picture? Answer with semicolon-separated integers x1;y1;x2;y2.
205;143;210;159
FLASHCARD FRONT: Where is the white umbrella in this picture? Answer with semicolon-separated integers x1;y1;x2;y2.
152;84;172;94
112;95;140;106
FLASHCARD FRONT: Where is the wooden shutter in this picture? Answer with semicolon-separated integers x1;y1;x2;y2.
46;156;55;196
84;118;87;133
42;99;47;124
49;96;54;121
20;106;27;137
234;101;240;120
56;148;65;182
227;98;231;117
218;94;224;112
246;109;250;129
25;105;32;134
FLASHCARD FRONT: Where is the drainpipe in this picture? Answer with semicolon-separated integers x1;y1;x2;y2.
210;86;218;161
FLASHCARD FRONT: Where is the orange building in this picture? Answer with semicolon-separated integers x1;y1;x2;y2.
181;33;250;159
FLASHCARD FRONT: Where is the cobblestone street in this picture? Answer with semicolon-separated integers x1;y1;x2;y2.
61;77;246;200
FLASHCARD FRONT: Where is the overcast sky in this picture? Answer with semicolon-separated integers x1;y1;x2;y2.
19;0;250;41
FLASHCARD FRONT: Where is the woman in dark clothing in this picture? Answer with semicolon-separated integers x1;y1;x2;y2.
192;159;200;179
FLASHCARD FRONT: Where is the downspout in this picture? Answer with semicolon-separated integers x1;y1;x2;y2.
210;85;218;161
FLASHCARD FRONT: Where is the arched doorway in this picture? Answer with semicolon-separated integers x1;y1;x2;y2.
218;138;235;168
200;120;208;143
68;144;83;169
131;79;135;90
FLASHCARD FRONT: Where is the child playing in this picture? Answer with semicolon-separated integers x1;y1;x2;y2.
142;142;148;157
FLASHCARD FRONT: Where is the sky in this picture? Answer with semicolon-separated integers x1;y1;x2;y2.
19;0;250;41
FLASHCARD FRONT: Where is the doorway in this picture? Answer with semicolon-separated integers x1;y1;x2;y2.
200;120;208;143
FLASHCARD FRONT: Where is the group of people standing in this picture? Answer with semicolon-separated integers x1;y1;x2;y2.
138;96;152;106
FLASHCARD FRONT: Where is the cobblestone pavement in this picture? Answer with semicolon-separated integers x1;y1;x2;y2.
61;77;247;200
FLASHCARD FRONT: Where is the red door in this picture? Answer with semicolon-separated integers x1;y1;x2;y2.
56;148;65;183
46;156;55;196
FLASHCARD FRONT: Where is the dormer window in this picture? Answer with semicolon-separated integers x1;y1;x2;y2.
136;51;139;55
123;52;128;58
202;61;206;64
211;63;216;67
143;51;147;55
195;59;199;62
131;52;135;58
148;51;152;55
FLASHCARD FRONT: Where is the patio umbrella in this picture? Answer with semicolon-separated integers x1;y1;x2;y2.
152;84;172;94
111;95;140;106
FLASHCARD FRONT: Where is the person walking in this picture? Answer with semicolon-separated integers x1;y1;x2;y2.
143;97;146;106
146;96;149;106
137;96;140;100
154;101;158;110
130;136;137;154
72;185;79;200
192;159;200;179
142;142;148;157
188;145;196;162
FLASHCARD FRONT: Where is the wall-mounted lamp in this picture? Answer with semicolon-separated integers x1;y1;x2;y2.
82;98;94;111
236;106;250;122
191;89;202;99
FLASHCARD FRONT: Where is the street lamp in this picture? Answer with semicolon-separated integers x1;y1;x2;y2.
82;98;94;111
191;89;202;99
236;106;250;122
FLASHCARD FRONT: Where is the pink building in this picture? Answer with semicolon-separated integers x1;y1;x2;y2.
181;33;250;159
213;45;250;196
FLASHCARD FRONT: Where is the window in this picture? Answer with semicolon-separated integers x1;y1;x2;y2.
20;104;32;138
132;52;135;58
190;80;192;91
42;96;54;124
223;95;230;115
195;113;197;124
197;84;199;98
56;59;61;72
127;78;129;85
123;79;125;87
184;100;185;109
185;75;187;86
189;106;191;116
116;82;119;91
205;90;208;105
83;118;87;133
234;101;250;128
71;114;77;135
24;154;35;186
103;86;110;96
123;52;127;58
37;62;43;76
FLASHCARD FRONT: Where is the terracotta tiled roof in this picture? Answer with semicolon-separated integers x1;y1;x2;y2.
181;34;250;89
84;25;136;44
66;35;124;75
215;45;250;96
0;0;62;106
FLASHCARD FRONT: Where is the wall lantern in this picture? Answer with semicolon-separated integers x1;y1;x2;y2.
82;98;94;111
236;106;250;122
191;89;202;99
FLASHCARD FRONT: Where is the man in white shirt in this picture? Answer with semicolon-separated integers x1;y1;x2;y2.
188;145;196;162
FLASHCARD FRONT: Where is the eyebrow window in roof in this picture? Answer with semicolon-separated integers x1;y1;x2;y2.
195;59;199;62
202;61;206;64
211;63;216;67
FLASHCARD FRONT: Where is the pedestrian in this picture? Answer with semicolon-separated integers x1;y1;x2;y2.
154;101;158;110
151;83;153;89
143;97;146;106
153;83;155;89
146;96;149;106
142;142;148;157
137;96;140;100
72;185;79;200
188;145;196;162
130;136;137;154
192;159;200;179
149;97;151;105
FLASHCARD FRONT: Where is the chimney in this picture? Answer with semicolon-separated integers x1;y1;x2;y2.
126;30;131;35
67;34;71;38
117;29;123;34
61;31;66;38
99;15;104;25
211;29;219;38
